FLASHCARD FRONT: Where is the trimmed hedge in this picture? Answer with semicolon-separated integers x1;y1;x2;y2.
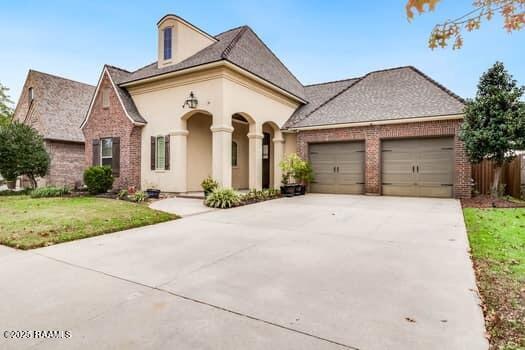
83;166;114;194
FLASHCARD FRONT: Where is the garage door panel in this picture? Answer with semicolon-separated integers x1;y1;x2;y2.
309;142;364;194
382;184;419;197
382;137;454;198
418;185;453;198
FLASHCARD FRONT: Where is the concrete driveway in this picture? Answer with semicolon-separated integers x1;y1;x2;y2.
0;194;487;350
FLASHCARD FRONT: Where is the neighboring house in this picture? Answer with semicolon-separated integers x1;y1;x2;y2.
81;14;470;198
13;70;95;188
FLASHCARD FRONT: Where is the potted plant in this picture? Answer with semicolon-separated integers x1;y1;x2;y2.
279;154;301;197
279;173;295;197
294;159;314;195
201;176;218;198
145;182;161;199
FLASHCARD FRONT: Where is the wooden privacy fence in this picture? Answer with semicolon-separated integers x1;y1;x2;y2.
471;155;523;197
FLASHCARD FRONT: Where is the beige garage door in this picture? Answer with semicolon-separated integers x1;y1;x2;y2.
309;142;365;194
382;137;454;198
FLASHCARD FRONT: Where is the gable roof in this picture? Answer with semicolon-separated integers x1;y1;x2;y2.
105;66;147;124
14;70;95;142
120;26;306;101
285;66;465;129
80;65;147;129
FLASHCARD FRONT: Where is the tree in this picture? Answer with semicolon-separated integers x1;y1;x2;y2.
0;122;50;188
0;82;13;126
459;62;525;196
406;0;525;49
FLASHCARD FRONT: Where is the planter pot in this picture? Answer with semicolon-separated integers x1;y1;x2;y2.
6;180;16;190
293;184;306;196
280;185;296;197
146;188;160;199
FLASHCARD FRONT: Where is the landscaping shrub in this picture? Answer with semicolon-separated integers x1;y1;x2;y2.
241;188;281;202
205;188;241;208
132;191;146;203
201;176;219;197
30;186;70;198
83;166;114;194
0;189;30;196
117;189;128;200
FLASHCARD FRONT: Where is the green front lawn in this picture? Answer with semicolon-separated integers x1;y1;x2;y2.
0;196;177;249
464;208;525;349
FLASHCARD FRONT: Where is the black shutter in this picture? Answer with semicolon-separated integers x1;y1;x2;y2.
165;135;170;170
92;139;100;166
151;136;156;170
112;137;120;177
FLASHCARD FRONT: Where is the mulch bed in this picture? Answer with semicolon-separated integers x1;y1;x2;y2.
461;195;525;208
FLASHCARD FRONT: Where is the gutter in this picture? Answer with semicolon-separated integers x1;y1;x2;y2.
286;114;464;132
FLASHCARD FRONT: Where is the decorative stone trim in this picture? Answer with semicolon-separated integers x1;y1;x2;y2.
272;138;285;143
170;130;190;136
210;125;234;133
247;132;264;139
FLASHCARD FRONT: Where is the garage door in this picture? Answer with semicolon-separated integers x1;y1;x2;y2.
309;142;365;194
382;137;454;198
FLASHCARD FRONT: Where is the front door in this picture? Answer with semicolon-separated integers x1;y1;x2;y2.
262;132;271;188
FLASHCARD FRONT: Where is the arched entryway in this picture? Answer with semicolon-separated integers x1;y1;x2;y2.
231;113;252;190
185;111;212;192
262;121;282;189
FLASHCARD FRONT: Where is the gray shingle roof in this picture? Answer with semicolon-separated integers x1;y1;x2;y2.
105;66;147;124
285;66;465;129
21;71;95;142
284;78;360;128
120;26;306;101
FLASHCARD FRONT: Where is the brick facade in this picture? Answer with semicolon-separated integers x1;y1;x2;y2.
297;119;471;198
45;140;85;188
82;73;142;190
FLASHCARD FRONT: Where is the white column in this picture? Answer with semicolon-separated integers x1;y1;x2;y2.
273;137;285;189
170;130;189;192
248;131;263;190
211;125;234;188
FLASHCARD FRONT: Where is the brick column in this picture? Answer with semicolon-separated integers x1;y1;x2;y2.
454;135;472;198
365;127;380;195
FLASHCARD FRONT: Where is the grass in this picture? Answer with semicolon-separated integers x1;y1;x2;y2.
464;208;525;350
0;195;177;250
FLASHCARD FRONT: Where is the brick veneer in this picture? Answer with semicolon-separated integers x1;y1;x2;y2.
297;119;471;198
82;73;142;190
45;140;85;187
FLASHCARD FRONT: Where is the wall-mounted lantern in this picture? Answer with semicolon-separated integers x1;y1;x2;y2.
182;91;198;109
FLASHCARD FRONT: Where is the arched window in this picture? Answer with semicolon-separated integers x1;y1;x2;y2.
232;141;238;167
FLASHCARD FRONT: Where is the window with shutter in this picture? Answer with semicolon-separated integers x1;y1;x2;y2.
101;138;113;167
156;136;165;170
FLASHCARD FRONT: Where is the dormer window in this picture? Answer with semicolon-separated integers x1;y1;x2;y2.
163;27;172;60
28;87;34;104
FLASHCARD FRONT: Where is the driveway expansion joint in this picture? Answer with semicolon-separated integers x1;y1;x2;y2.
32;251;360;350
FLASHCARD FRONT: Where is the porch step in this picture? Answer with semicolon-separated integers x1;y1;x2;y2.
176;192;205;200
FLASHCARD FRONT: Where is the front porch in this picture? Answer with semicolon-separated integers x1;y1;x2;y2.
169;109;285;193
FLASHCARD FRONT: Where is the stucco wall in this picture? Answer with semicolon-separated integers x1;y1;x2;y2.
128;66;300;192
157;16;215;68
